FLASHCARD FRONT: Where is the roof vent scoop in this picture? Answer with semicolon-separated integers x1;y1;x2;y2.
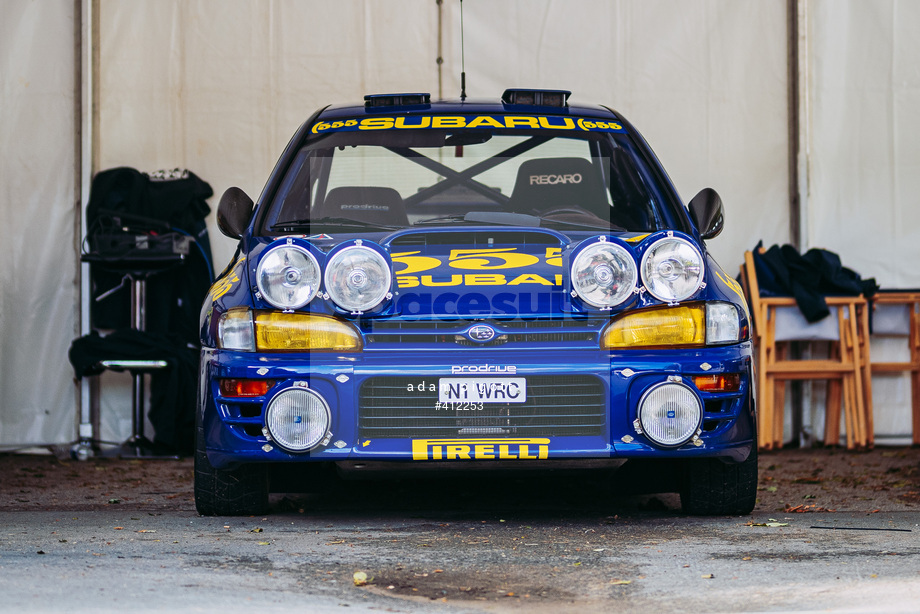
364;93;431;108
502;89;571;107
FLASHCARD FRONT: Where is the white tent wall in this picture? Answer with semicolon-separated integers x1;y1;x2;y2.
804;0;920;441
808;0;920;289
0;1;78;448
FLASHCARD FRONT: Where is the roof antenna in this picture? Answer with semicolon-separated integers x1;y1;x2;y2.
459;0;467;101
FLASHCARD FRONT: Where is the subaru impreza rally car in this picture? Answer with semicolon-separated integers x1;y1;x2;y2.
196;89;756;516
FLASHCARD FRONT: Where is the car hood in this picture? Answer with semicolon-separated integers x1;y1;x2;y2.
382;228;571;319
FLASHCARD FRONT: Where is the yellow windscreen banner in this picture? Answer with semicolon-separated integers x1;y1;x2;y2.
311;115;625;135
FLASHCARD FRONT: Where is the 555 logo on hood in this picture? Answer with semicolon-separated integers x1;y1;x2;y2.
393;247;562;274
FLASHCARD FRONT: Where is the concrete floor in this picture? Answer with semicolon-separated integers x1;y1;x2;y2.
2;448;919;613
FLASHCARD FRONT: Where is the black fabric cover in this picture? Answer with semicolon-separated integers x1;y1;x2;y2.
79;167;214;455
68;329;198;456
86;167;212;233
85;167;213;343
751;241;879;323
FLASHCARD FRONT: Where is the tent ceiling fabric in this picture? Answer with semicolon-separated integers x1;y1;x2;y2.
2;0;918;446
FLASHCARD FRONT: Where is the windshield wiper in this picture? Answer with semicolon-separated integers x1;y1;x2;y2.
408;211;624;231
271;217;401;231
412;214;469;225
537;215;625;231
414;211;542;227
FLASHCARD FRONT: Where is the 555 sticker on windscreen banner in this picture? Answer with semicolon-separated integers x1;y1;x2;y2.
439;378;527;403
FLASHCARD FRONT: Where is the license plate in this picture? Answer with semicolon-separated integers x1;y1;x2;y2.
438;378;527;403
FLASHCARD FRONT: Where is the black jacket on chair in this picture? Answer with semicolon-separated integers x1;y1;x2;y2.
751;242;878;323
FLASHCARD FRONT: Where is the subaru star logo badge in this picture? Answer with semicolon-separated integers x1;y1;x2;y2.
466;324;496;343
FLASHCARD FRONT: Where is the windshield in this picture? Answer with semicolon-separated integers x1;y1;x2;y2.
259;120;684;235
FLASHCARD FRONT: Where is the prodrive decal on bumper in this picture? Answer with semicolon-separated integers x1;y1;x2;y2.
411;438;550;460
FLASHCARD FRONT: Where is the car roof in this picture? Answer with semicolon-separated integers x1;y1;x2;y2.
318;93;623;122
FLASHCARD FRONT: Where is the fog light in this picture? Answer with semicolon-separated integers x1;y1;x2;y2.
639;236;704;302
637;381;702;447
256;243;321;310
264;388;331;453
324;244;392;313
571;239;638;309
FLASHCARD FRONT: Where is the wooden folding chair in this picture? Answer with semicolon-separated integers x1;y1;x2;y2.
869;292;920;445
740;250;873;450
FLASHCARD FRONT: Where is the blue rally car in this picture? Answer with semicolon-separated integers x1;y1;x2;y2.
196;89;756;516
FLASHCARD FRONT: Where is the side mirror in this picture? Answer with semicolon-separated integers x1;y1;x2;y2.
217;187;254;239
688;188;724;240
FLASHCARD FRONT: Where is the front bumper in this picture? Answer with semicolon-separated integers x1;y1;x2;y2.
199;344;755;469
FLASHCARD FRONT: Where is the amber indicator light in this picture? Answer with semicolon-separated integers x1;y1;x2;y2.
692;373;741;393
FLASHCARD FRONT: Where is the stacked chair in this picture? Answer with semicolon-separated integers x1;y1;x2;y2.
740;249;874;450
868;292;920;445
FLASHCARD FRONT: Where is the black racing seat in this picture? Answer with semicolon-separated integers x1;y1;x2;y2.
507;157;609;218
316;186;409;226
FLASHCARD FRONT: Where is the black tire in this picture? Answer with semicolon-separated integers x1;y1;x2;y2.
194;425;269;516
680;445;758;516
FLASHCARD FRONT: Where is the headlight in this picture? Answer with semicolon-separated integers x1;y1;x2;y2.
571;240;637;309
264;387;331;452
324;244;391;313
254;312;362;352
706;302;741;344
217;307;254;351
640;236;704;302
637;381;702;447
602;305;705;348
256;244;321;310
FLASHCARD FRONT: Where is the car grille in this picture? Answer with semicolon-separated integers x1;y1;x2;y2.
362;318;604;348
358;375;606;439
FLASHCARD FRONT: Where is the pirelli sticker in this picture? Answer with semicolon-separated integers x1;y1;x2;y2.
412;438;550;461
311;115;625;135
